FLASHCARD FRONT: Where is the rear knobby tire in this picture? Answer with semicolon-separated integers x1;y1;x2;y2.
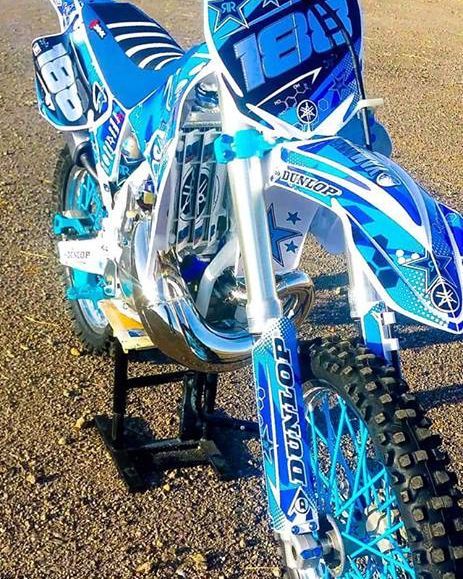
52;146;112;354
281;337;463;578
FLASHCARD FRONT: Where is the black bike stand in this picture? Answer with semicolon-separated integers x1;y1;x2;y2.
95;341;259;492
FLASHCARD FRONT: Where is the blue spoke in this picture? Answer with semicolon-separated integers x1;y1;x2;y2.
308;419;336;508
351;521;405;557
308;406;331;508
336;468;387;517
328;402;347;502
343;408;363;455
313;424;329;446
305;387;414;578
380;495;396;513
321;398;355;488
364;452;381;509
323;395;335;455
386;559;399;579
346;425;369;532
312;408;355;490
385;536;414;571
342;531;414;574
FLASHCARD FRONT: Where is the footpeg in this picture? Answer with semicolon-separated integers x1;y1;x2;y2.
66;283;107;302
53;212;92;237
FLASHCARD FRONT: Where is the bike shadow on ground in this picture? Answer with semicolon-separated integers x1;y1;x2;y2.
311;272;463;412
105;414;261;491
311;271;463;350
415;384;463;411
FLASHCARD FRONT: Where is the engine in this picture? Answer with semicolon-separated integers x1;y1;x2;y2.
120;79;315;372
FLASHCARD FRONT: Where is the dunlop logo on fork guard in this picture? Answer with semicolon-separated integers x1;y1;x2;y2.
274;337;307;487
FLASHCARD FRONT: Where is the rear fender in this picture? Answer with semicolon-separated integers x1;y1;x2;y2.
269;137;463;333
47;0;79;31
32;4;113;131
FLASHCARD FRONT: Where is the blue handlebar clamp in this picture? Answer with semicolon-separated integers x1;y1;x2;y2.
215;129;277;164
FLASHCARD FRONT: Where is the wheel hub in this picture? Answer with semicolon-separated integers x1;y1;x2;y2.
279;515;346;578
318;515;346;577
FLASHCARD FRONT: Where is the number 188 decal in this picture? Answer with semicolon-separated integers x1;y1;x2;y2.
35;41;85;123
234;4;352;92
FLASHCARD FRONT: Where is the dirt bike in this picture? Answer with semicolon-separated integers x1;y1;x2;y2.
33;0;463;576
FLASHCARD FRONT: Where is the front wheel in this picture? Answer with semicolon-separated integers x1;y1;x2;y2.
280;337;463;578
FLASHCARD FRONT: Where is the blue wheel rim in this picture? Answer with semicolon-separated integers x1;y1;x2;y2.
304;384;415;578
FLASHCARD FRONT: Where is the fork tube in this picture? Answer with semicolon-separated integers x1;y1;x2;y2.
227;154;282;334
219;86;282;335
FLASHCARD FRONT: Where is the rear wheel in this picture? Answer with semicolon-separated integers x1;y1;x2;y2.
53;147;112;354
280;337;463;578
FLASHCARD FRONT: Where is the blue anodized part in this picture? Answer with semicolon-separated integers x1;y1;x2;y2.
66;270;113;303
215;129;277;164
53;213;90;237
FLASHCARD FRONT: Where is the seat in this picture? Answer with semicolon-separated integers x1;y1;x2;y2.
81;2;185;109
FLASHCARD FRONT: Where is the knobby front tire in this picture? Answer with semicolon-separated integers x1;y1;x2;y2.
281;337;463;578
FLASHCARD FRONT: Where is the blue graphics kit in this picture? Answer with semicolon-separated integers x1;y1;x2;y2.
33;1;463;576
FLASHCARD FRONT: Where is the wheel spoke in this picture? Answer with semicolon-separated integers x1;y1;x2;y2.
342;531;414;574
386;561;399;579
328;402;347;489
351;521;405;557
303;380;416;579
308;406;331;508
321;396;355;490
379;495;396;514
326;401;347;509
345;425;369;532
335;468;387;517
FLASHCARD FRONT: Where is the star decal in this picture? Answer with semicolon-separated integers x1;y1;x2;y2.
267;204;302;266
329;70;350;100
209;0;249;33
261;424;276;465
287;211;302;225
403;251;455;293
262;0;280;7
285;241;299;254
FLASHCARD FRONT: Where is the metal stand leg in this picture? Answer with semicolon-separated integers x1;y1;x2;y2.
94;341;259;492
111;341;129;447
179;372;206;441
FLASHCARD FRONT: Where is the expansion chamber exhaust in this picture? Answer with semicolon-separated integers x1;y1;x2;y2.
132;222;314;373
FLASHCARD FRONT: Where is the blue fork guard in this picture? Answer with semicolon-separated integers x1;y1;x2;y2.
252;317;318;534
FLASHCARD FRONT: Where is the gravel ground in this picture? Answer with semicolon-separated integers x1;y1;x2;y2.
0;1;462;578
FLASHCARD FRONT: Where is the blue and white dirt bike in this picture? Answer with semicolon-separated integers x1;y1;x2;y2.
33;0;463;576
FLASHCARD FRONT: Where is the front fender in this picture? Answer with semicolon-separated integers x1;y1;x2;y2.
269;137;463;333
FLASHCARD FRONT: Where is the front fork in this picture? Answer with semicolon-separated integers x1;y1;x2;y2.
345;240;401;372
222;109;320;566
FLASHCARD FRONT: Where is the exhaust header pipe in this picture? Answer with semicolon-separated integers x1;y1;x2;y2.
132;223;314;373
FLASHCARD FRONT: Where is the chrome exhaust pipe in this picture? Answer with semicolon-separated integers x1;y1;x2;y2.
132;222;314;373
